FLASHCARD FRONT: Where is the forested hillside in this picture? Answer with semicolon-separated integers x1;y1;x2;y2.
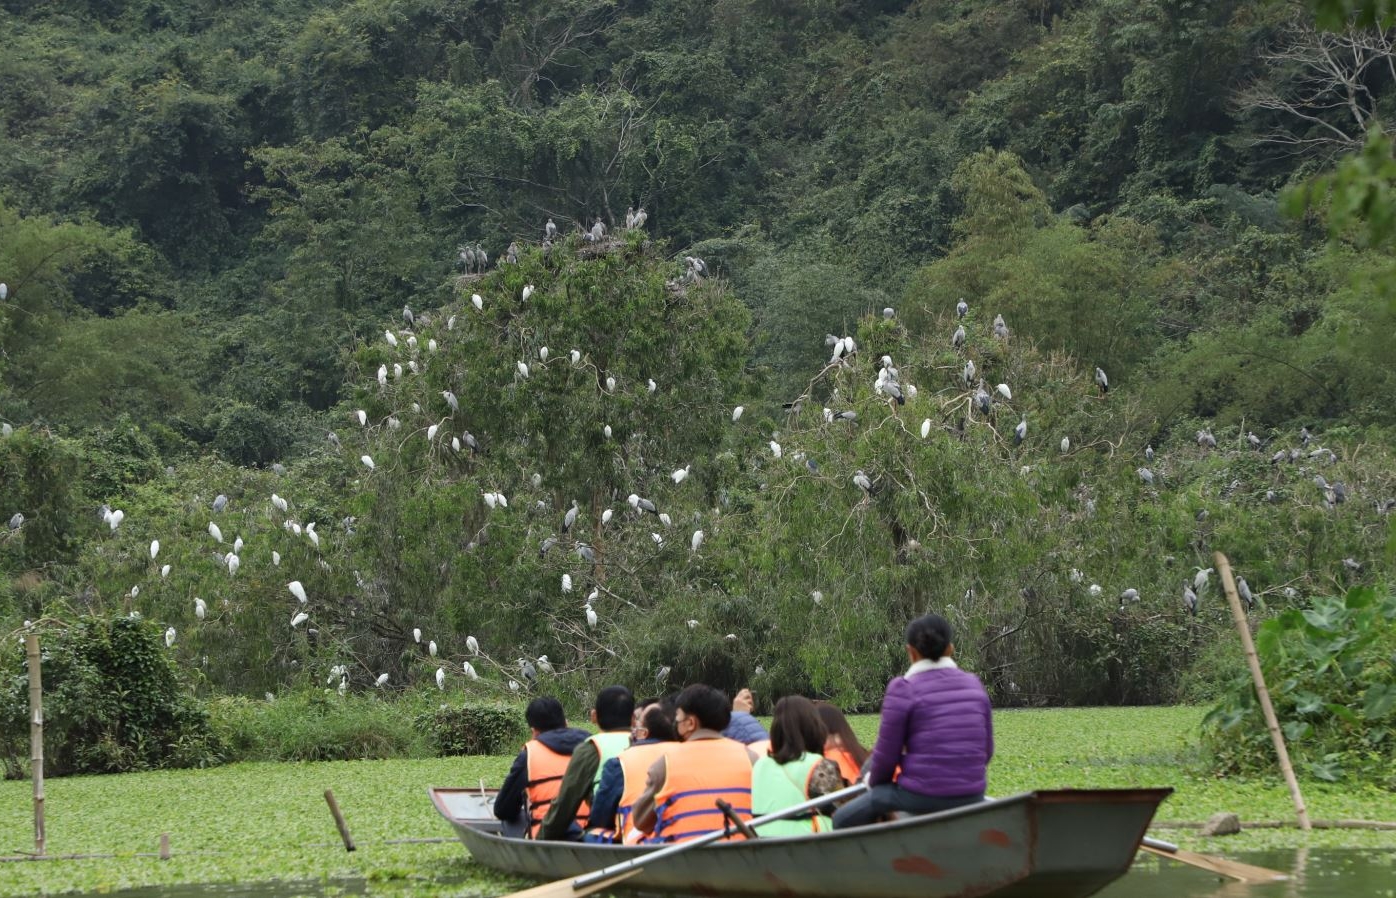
2;0;1394;742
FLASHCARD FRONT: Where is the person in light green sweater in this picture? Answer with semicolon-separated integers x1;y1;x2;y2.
750;696;843;836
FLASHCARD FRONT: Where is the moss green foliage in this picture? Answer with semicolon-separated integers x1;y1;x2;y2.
425;702;529;758
0;708;1391;897
1;617;220;777
1203;586;1396;786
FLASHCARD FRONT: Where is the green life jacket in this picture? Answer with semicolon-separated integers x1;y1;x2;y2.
751;752;832;837
588;731;632;790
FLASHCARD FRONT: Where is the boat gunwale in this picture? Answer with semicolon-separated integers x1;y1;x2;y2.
428;785;1174;852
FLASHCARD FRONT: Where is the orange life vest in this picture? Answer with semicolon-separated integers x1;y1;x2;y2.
523;739;590;838
647;737;753;844
614;741;674;844
825;745;862;784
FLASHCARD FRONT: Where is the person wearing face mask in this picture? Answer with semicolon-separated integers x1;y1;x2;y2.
629;684;757;843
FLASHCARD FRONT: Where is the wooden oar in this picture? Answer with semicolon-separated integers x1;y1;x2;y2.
498;782;869;898
1138;838;1287;884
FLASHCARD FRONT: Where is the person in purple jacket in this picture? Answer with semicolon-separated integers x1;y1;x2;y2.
832;613;993;829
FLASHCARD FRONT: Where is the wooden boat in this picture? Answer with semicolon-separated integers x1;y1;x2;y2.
429;785;1173;897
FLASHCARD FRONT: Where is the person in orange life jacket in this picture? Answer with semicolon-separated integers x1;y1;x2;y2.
814;700;870;784
537;685;635;840
630;684;759;843
832;614;993;830
493;697;590;838
750;696;844;835
584;701;679;843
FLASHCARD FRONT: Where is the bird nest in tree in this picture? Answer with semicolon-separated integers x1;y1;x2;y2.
576;236;624;259
453;273;485;289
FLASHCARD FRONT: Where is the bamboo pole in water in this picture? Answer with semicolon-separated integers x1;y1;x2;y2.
1214;551;1311;831
25;633;45;856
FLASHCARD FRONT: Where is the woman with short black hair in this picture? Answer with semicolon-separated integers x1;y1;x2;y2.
832;614;993;829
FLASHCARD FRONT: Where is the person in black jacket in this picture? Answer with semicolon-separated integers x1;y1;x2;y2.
493;697;590;834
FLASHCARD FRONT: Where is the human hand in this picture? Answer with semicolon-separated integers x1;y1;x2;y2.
733;687;754;712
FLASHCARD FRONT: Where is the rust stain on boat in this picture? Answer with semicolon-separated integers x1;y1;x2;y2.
892;854;945;878
979;828;1012;847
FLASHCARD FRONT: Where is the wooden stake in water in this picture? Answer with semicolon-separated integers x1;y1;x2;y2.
1214;551;1311;831
324;789;356;852
25;633;45;856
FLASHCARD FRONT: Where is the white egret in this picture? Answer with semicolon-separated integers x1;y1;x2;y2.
466;635;480;655
811;590;824;604
436;668;446;690
209;521;224;543
165;627;177;648
517;361;530;378
393;363;403;379
562;574;573;593
539;346;549;362
606;375;616;392
686;619;699;629
356;409;367;426
377;365;388;386
150;539;160;560
272;550;282;566
570;349;581;365
376;673;390;687
658;512;672;528
194;598;206;620
769;440;782;458
603;424;612;439
920;419;931;439
429;640;438;657
442;390;459;412
429;339;438;353
671;465;690;484
601;508;614;525
509;679;520;692
306;529;320;549
732;406;744;422
226;553;240;576
361;455;375;470
161;564;171;578
522;284;535;301
651;532;664;546
291;611;309;628
108;508;125;531
1060;437;1070;454
130;585;139;599
428;424;440;441
413;627;422;643
452;436;462;453
585;604;598;628
1089;584;1103;597
537;656;554;675
463;661;478;680
272;493;288;513
472;293;483;311
996;383;1012;400
233;536;244;554
385;331;398;347
289;581;307;603
691;530;704;552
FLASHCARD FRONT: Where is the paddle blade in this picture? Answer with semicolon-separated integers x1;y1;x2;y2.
500;868;640;898
1139;844;1287;884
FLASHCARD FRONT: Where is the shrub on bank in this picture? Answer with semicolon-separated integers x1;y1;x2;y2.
206;691;529;761
1201;586;1396;789
1;616;222;777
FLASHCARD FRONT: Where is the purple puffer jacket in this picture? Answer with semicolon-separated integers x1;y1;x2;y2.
867;667;993;797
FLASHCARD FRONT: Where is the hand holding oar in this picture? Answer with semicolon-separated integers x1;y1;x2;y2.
500;782;869;898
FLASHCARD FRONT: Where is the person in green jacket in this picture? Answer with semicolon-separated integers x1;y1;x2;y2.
750;696;843;836
539;685;635;840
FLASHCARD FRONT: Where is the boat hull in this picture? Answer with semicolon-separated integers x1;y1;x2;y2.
429;786;1172;898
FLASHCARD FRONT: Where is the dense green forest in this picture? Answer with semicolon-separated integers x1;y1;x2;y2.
2;0;1395;777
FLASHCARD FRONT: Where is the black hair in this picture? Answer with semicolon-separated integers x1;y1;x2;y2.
525;696;567;731
770;696;827;765
905;613;953;661
594;685;635;731
675;684;731;732
640;704;678;742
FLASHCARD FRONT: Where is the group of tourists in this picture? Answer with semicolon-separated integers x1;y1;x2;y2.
492;613;995;844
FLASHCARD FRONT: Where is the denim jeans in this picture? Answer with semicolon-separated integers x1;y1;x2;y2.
831;783;984;829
